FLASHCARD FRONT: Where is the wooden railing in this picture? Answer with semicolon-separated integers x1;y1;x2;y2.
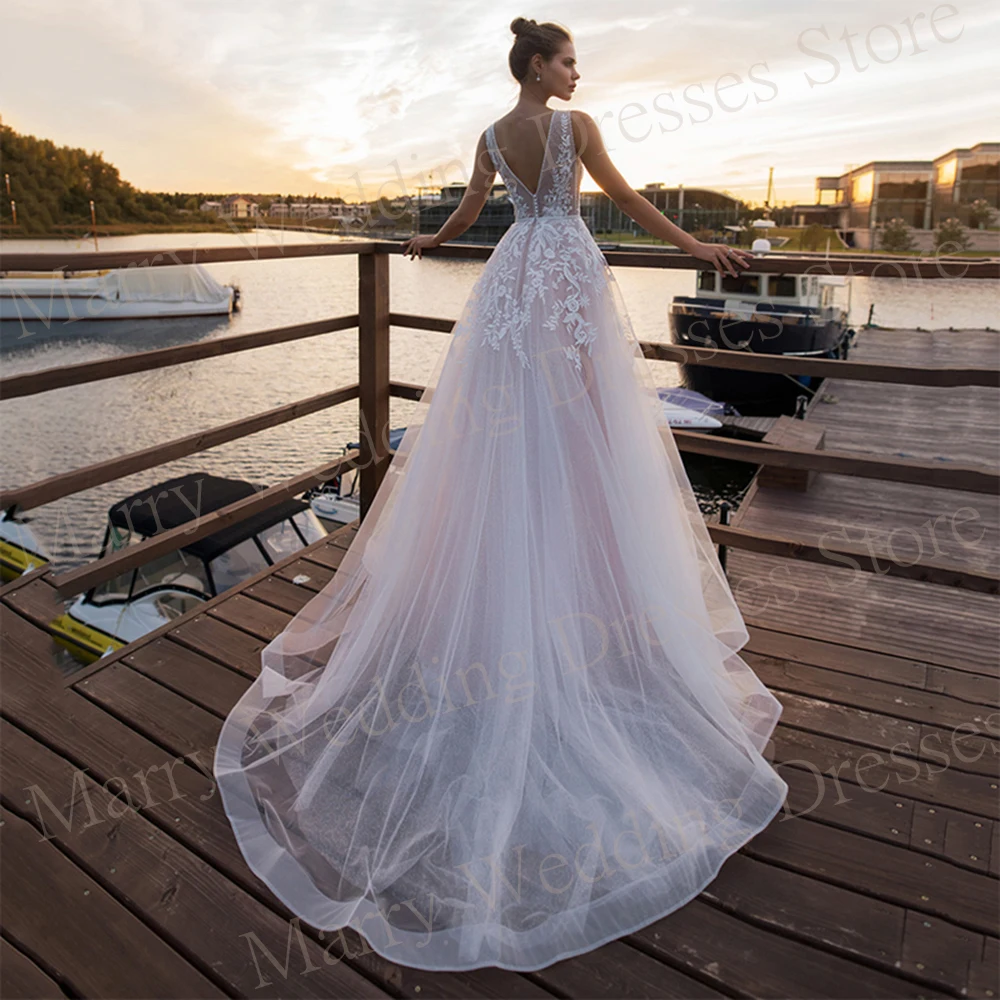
1;240;997;601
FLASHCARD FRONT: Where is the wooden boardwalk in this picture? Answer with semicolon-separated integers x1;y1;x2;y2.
3;506;998;997
3;236;998;998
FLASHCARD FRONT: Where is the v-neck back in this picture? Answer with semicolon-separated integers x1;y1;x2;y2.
485;109;581;221
489;111;560;198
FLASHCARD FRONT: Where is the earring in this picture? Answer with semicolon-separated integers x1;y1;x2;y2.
535;73;540;80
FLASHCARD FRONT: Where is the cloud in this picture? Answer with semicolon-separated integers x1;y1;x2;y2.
2;0;998;204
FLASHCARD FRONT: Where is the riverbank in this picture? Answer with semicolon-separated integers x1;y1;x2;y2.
3;221;998;256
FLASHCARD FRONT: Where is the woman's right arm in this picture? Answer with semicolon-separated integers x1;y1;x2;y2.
402;132;497;259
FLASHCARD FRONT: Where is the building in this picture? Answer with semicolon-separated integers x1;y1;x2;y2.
803;141;998;249
416;184;515;243
587;183;742;235
414;181;743;243
221;195;259;219
268;200;358;220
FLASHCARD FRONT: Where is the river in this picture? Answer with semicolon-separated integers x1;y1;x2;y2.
1;230;994;572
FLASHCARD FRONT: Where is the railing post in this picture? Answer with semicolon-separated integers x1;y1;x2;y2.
358;248;390;520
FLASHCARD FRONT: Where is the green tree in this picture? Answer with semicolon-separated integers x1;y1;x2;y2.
800;223;827;251
879;218;916;252
966;199;996;230
934;217;971;251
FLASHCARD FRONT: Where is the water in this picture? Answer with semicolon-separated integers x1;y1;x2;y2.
2;230;995;573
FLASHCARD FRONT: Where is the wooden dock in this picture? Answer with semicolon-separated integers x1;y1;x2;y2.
1;241;997;997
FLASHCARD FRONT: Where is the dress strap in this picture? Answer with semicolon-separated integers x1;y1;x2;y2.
486;122;499;174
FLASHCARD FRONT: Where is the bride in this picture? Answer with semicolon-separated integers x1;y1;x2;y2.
214;16;789;973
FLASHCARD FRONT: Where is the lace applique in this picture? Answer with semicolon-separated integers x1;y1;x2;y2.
467;109;600;372
539;110;578;219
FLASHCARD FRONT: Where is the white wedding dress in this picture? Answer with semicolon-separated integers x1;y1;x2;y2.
213;108;789;972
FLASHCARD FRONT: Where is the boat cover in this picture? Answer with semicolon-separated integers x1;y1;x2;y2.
0;264;230;303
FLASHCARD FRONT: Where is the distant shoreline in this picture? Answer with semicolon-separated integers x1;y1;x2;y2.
1;222;996;257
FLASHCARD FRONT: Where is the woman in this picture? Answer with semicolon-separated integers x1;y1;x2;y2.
214;17;788;973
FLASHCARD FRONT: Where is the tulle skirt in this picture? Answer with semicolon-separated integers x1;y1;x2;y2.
213;216;789;971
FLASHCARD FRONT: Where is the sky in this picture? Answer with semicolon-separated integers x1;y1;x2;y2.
2;0;998;206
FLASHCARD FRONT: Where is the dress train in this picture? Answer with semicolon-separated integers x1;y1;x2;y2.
213;107;788;972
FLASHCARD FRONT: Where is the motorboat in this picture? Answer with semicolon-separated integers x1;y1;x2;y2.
657;387;733;431
48;472;326;664
669;257;853;414
0;508;50;582
0;263;240;322
306;427;408;526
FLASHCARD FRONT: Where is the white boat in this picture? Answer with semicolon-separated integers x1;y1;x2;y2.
48;472;326;664
657;387;730;431
309;487;362;526
306;427;408;526
0;263;240;321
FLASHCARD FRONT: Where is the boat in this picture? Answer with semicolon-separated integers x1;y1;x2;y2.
48;472;326;664
657;387;731;431
305;427;408;526
669;255;853;415
0;508;50;582
0;263;240;322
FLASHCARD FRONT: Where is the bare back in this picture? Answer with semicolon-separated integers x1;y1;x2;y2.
485;108;582;220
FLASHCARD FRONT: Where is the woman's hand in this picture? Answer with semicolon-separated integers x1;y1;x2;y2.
400;234;441;260
690;241;755;278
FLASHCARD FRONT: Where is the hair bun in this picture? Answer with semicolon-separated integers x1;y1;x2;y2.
510;17;537;36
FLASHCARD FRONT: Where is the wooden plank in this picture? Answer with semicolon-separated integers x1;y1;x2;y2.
730;551;1000;675
746;625;999;706
358;250;391;518
122;637;251;716
245;575;323;615
3;608;241;870
2;609;549;999
304;542;350;569
910;802;996;874
732;477;999;576
0;720;390;999
747;810;1000;934
526;939;723;998
1;240;375;274
635;896;929;998
168;612;266;679
925;666;1000;707
328;523;359;549
851;329;1000;367
0;574;65;627
747;651;996;732
967;936;1000;999
671;428;999;493
207;593;292;642
773;725;998;820
76;661;223;757
780;755;997;875
710;523;998;592
757;415;826;492
272;556;337;591
0;936;69;999
803;380;1000;469
0;387;359;513
707;852;905;961
773;689;999;778
0;312;362;399
0;805;224;998
900;908;986;988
